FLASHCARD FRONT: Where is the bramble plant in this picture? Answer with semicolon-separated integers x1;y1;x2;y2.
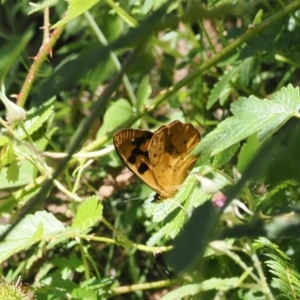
1;0;300;299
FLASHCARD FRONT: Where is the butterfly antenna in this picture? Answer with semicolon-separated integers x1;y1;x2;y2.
124;196;146;203
143;197;188;215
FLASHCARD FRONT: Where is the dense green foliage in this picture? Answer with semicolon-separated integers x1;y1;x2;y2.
1;0;300;299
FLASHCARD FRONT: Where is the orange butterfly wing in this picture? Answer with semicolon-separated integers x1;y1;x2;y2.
113;121;201;199
148;121;200;198
113;128;160;192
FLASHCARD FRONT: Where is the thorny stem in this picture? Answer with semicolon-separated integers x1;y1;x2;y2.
17;10;65;107
43;7;50;45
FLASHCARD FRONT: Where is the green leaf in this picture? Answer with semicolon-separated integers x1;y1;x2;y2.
252;9;263;24
207;67;239;109
28;0;58;14
142;0;158;14
213;142;239;168
0;30;33;81
6;160;19;182
145;168;230;242
144;174;198;218
71;196;103;232
17;98;55;140
71;287;97;299
0;142;15;167
144;176;198;241
237;134;260;172
0;135;10;146
52;0;99;28
32;222;45;241
0;211;66;263
86;58;115;91
253;237;290;259
136;75;151;113
0;159;37;189
96;99;132;138
256;180;297;209
254;237;300;299
154;208;186;240
198;85;300;156
239;57;257;86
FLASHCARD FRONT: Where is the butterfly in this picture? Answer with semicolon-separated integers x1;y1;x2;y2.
113;120;201;199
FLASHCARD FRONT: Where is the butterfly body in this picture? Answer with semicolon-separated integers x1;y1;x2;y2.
113;120;200;199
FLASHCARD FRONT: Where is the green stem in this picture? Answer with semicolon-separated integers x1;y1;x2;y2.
84;11;137;106
17;24;65;107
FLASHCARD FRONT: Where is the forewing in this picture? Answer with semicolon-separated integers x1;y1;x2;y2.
149;120;201;187
113;129;160;192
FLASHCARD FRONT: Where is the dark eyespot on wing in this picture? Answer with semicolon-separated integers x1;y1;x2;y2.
127;131;153;164
128;149;148;164
138;162;149;174
132;132;153;148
